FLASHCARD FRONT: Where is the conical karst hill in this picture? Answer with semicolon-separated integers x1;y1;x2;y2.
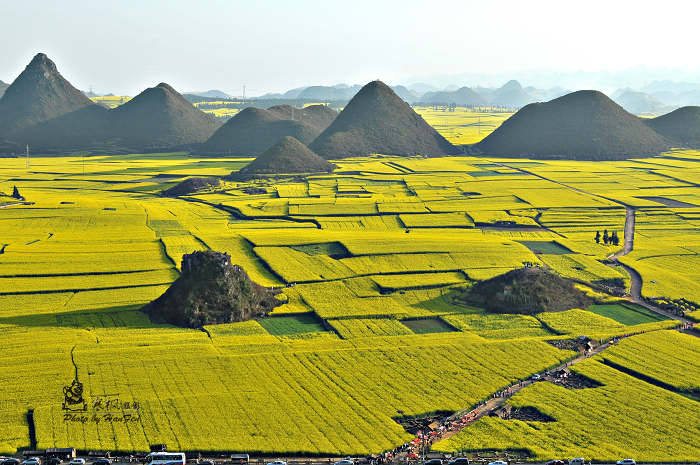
646;106;700;148
477;90;672;160
309;80;458;159
0;53;100;138
0;80;9;99
108;82;221;151
239;136;336;175
465;267;594;315
201;106;322;155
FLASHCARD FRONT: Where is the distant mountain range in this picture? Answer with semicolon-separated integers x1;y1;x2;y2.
253;80;571;109
187;89;232;99
80;79;700;116
0;80;8;99
249;78;700;115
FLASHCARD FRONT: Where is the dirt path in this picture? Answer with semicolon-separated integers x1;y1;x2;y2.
610;206;635;259
434;336;635;443
0;201;29;208
406;316;692;456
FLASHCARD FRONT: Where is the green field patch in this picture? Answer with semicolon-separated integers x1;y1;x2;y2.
586;303;668;326
258;313;329;336
517;240;572;254
290;241;350;258
402;317;458;334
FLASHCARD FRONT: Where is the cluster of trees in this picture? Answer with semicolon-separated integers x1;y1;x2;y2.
595;230;620;246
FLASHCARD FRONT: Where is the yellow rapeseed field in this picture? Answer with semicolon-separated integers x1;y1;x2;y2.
0;143;698;458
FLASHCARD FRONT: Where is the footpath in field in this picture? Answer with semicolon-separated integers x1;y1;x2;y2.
411;330;657;446
391;321;695;463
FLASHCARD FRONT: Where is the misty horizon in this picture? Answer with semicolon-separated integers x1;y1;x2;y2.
3;0;700;97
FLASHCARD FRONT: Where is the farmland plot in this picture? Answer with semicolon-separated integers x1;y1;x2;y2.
0;150;699;457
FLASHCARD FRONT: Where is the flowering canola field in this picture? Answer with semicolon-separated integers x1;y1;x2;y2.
0;148;698;458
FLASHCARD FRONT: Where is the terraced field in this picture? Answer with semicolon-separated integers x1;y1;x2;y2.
0;149;698;458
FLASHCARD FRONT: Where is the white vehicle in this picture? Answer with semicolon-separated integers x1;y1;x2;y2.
569;459;585;465
68;460;85;465
266;461;287;465
146;454;186;465
21;459;41;465
335;461;354;465
488;461;508;465
616;460;635;465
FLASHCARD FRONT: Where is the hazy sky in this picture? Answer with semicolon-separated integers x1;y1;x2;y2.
1;0;699;96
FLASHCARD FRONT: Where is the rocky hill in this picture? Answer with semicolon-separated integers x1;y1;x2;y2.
645;106;700;148
143;251;282;328
464;267;594;315
310;80;458;158
478;90;672;160
238;136;335;176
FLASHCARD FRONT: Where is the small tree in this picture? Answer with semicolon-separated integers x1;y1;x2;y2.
595;231;601;244
11;185;22;200
611;231;620;247
603;230;609;245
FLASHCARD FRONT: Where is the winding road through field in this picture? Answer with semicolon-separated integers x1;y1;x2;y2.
493;161;697;328
608;208;698;328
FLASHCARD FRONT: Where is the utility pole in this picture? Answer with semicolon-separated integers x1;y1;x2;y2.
26;144;30;169
242;85;246;101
